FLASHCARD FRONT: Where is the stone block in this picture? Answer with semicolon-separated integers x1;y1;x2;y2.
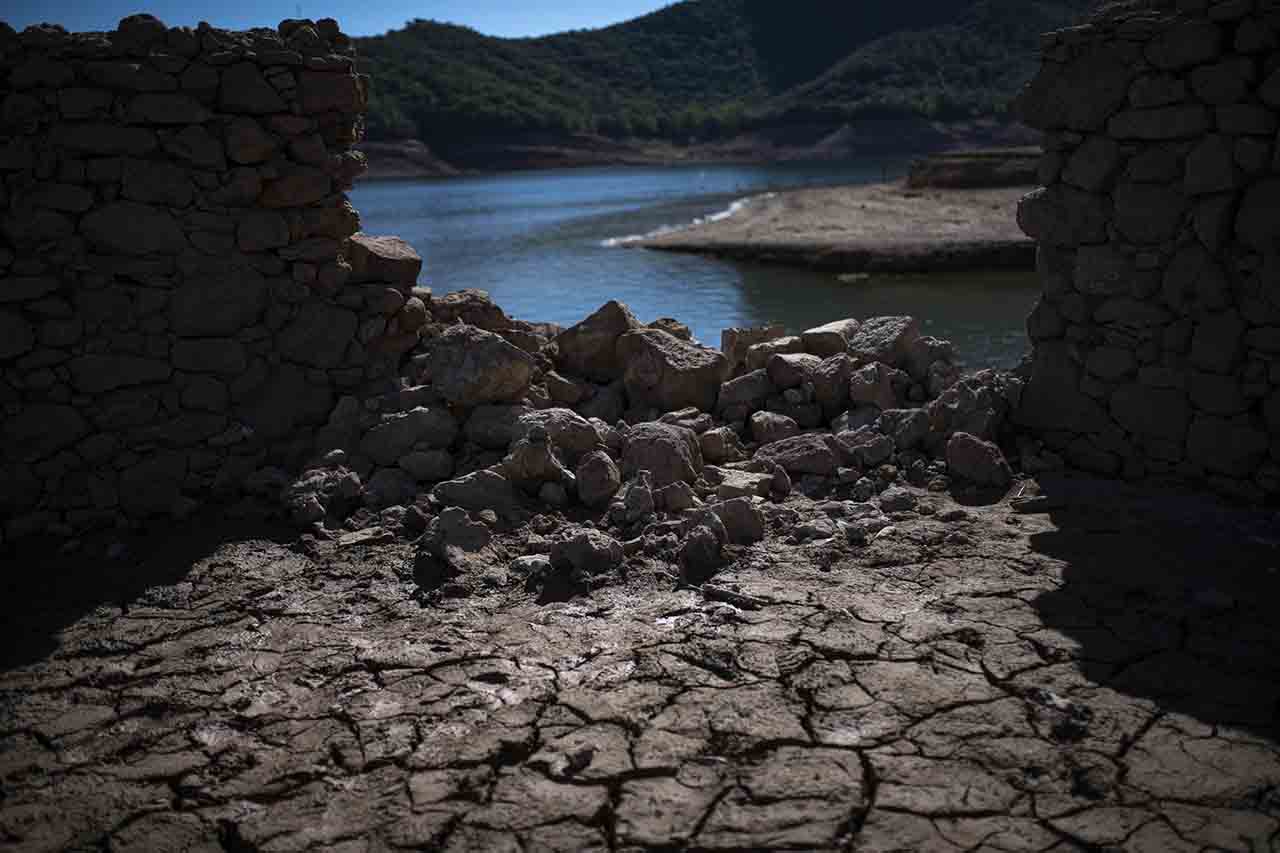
1110;384;1191;441
347;233;423;284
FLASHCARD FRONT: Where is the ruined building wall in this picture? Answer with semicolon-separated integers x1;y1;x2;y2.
1015;0;1280;501
0;16;429;538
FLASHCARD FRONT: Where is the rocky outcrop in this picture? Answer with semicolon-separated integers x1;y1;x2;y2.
1015;0;1280;501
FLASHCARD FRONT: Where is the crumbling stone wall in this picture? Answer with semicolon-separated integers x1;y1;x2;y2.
0;15;430;538
1015;0;1280;501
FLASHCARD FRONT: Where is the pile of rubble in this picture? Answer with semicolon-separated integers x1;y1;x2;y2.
268;292;1032;594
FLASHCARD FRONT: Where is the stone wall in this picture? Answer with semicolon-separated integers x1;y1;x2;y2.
1015;0;1280;501
0;15;431;538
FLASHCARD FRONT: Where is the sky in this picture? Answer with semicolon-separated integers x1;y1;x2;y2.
1;0;673;38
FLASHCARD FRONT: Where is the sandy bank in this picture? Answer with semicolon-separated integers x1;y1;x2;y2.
633;182;1036;273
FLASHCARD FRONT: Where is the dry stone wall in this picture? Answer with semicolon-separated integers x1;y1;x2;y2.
1015;0;1280;502
0;15;431;539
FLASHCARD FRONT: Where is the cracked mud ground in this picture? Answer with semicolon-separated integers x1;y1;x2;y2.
3;475;1280;852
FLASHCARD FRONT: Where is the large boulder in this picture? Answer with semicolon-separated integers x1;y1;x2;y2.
811;354;857;419
359;407;459;466
463;404;534;450
848;362;906;412
575;450;622;507
946;432;1013;488
722;324;786;372
746;335;805;371
754;433;840;476
551;528;624;576
554;300;641;382
346;233;423;285
711;497;766;545
621;422;703;488
716;369;776;417
766;353;822;390
504;430;575;491
846;316;922;370
515;408;602;463
616;329;729;414
801;318;860;358
428;325;536;407
432;468;526;521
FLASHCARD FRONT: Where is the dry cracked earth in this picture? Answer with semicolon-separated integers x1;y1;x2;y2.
3;474;1280;852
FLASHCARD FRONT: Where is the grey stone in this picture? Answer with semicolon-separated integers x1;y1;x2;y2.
50;123;158;155
834;426;895;469
0;311;34;360
298;70;364;114
576;450;621;507
766;353;822;390
516;409;603;463
1015;45;1134;131
429;325;536;407
69;355;171;393
220;63;287;113
1184;135;1238;196
463;404;534;450
1086;346;1136;381
1074;245;1134;296
432;469;525;520
172;339;247;374
721;324;785;371
347;233;423;284
617;328;729;414
716;369;776;415
504;434;574;490
1017;342;1110;434
699;427;744;464
711;497;765;545
848;362;904;412
364;468;418;510
1110;384;1191;441
1216;104;1277;135
1107;105;1211;139
1236;178;1280;251
879;408;930;450
170;268;267;336
1189;310;1246;374
656;480;699;512
361;407;459;465
801;318;859;357
399;449;454;483
234;364;333;441
622;422;702;488
679;524;724;583
1187;415;1269;477
554;300;641;383
1062;135;1122;191
1145;20;1223;70
1128;74;1187;108
551;528;624;575
749;411;800;445
754;433;840;477
946;432;1012;488
878;486;918;513
237;210;291;252
805;354;854;418
224;117;278;165
260;167;331;208
3;404;88;462
1016;186;1108;246
1189;57;1254;104
1113;183;1187;244
745;335;804;371
81;201;186;255
127;92;209;124
278;303;357;368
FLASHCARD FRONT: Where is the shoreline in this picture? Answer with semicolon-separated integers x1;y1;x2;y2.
629;181;1037;274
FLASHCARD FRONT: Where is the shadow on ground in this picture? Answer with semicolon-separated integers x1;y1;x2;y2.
1027;472;1280;743
0;516;296;674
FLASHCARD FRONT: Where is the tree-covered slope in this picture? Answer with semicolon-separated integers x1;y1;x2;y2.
355;0;1093;150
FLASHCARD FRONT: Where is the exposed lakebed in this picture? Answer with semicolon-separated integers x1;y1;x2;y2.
352;162;1040;369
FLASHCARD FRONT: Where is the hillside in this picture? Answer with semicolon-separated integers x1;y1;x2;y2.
355;0;1093;168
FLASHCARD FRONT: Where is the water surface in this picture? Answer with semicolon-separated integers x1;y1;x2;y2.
350;162;1037;369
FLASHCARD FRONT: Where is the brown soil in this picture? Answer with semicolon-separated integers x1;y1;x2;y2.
3;474;1279;851
634;182;1036;274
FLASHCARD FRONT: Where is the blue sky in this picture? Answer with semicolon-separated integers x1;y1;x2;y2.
1;1;673;38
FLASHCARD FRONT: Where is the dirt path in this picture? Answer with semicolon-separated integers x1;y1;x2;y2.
2;475;1279;852
634;183;1036;274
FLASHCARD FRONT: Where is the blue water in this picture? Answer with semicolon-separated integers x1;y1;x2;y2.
350;162;1038;369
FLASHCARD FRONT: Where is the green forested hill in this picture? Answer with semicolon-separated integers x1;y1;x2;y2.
355;0;1092;154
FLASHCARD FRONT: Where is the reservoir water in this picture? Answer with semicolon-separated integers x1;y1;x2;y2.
350;162;1039;369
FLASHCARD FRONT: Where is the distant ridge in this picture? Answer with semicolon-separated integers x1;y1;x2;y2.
356;0;1094;166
